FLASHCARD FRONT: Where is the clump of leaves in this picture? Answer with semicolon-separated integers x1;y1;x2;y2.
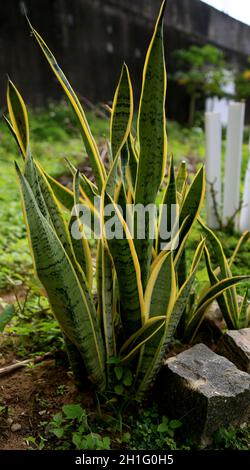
173;44;227;126
4;287;62;357
127;406;183;450
48;404;110;450
213;425;250;450
235;57;250;100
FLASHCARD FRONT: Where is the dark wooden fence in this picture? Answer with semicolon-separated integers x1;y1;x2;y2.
0;0;249;122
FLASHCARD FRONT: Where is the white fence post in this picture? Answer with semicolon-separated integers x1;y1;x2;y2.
223;102;245;230
205;112;222;229
240;154;250;232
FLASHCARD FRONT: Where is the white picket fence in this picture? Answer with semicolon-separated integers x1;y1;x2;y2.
205;102;250;232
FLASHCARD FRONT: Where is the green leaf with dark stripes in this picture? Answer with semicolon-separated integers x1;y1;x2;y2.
135;252;176;399
65;158;98;206
41;170;75;211
158;156;177;252
135;239;204;400
134;0;167;289
185;275;250;342
238;289;250;329
106;64;133;196
127;134;138;190
120;316;166;364
135;0;167;206
199;219;239;324
24;154;51;221
203;244;235;329
110;63;133;160
103;193;145;338
28;22;105;191
178;167;205;248
176;160;187;198
69;170;93;286
7;79;29;159
16;163;106;391
100;242;115;362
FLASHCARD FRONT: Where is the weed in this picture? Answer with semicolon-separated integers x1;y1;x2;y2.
213;425;250;450
127;405;185;450
47;404;111;450
57;385;67;396
25;435;47;450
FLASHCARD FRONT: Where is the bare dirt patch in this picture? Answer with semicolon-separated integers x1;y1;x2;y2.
0;357;81;450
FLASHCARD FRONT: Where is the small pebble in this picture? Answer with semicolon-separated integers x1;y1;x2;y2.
7;418;13;426
11;423;21;432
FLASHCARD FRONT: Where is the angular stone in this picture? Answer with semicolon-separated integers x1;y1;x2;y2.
158;344;250;443
217;329;250;373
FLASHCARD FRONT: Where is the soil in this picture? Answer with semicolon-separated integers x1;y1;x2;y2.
0;355;89;450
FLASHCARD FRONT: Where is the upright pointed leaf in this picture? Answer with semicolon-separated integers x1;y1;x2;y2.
135;239;204;400
7;79;29;159
3;115;24;157
42;170;75;211
16;164;106;391
144;252;176;320
176;160;188;198
134;0;167;289
203;244;235;329
24;154;51;221
102;193;145;338
101;242;115;361
69;170;93;287
135;252;176;399
106;64;133;196
110;63;133;160
127;134;138;190
120;316;166;363
229;231;250;268
238;289;250;329
169;239;205;337
185;275;250;342
34;161;79;268
29;22;105;190
199;219;239;319
135;0;167;205
65;158;98;206
158;156;177;252
178;166;205;248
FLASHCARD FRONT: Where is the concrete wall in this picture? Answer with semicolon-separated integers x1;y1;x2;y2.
0;0;249;121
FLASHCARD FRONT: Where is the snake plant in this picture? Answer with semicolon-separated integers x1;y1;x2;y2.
6;0;250;401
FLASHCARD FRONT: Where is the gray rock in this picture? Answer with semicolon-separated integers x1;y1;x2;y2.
11;423;21;432
217;329;250;373
205;301;223;323
158;344;250;443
